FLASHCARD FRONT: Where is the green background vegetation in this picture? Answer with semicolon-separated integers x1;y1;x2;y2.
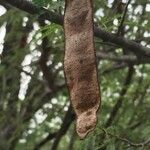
0;0;150;149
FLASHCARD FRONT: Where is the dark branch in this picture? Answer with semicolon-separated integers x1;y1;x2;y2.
105;66;134;127
117;0;131;35
34;105;75;150
51;105;75;150
3;0;150;58
101;63;127;75
97;52;150;64
34;133;57;150
39;20;54;91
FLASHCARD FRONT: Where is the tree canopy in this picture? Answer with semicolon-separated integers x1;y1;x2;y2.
0;0;150;150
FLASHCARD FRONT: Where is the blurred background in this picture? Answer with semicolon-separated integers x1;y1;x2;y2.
0;0;150;149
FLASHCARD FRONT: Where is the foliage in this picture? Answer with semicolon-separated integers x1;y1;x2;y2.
0;0;150;150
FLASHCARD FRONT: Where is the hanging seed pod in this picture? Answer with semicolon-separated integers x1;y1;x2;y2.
64;0;101;139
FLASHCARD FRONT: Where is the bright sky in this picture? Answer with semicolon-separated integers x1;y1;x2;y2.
0;5;6;54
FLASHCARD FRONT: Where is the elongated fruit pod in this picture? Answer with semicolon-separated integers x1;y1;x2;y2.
64;0;101;139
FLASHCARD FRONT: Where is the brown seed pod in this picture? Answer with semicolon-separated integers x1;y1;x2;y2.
64;0;101;139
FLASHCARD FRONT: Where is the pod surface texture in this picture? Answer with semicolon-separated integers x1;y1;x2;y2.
64;0;101;138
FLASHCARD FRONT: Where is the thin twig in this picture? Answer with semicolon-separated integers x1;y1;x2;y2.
101;128;150;148
3;0;150;57
117;0;132;35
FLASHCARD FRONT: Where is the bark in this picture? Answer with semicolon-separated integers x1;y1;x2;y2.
3;0;150;58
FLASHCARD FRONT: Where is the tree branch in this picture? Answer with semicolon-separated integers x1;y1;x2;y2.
101;128;150;148
117;0;131;35
39;20;54;91
3;0;150;58
105;66;134;127
34;105;75;150
34;133;57;150
51;105;75;150
97;52;150;64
